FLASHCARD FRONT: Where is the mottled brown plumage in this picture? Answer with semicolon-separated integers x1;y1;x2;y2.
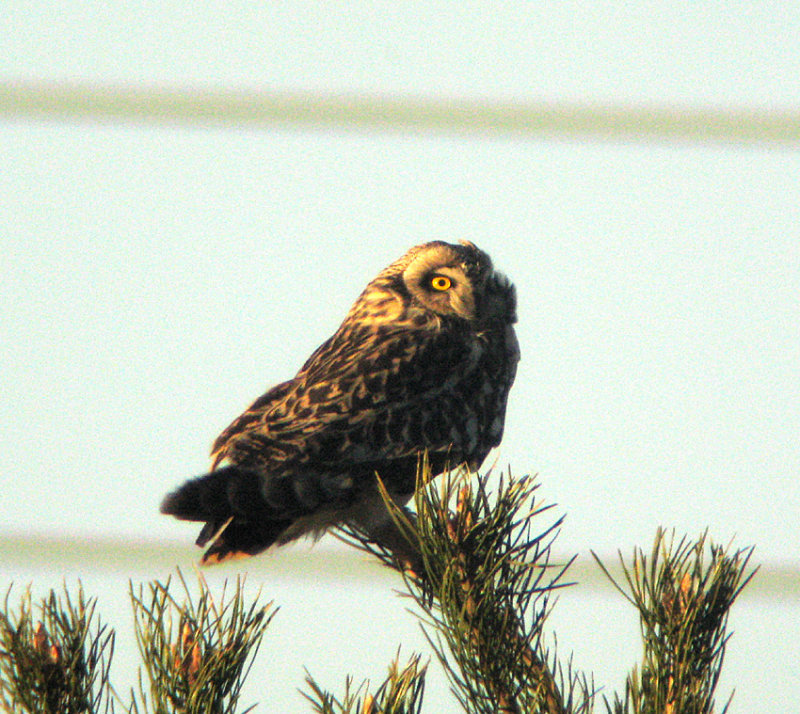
161;241;519;564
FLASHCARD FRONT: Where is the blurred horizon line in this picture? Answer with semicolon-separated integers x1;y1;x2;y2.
2;78;800;145
2;531;795;597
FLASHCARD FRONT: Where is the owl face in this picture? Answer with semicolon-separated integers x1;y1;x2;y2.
399;241;515;325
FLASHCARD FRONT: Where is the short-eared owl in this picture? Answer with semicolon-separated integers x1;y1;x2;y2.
161;241;519;564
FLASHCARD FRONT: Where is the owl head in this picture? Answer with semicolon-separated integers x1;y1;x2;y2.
371;241;517;326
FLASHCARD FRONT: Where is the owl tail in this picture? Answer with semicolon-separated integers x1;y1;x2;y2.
160;466;292;564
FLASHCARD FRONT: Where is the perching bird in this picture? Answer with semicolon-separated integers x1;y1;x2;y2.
161;241;519;564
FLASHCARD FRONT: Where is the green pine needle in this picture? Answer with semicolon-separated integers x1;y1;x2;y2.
128;568;275;714
303;652;427;714
338;461;595;714
593;528;757;714
0;582;116;714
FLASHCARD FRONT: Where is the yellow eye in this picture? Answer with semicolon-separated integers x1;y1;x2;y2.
430;275;452;291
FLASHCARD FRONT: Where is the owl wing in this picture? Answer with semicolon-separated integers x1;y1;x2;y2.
210;379;295;468
216;323;486;469
210;327;353;466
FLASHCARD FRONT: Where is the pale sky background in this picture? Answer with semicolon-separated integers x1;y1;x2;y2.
2;2;799;711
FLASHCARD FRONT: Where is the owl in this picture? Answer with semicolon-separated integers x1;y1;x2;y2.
161;241;519;564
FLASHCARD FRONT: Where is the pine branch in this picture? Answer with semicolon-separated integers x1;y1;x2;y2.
0;582;116;714
593;529;758;714
303;652;426;714
338;462;595;714
128;569;275;714
0;475;757;714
